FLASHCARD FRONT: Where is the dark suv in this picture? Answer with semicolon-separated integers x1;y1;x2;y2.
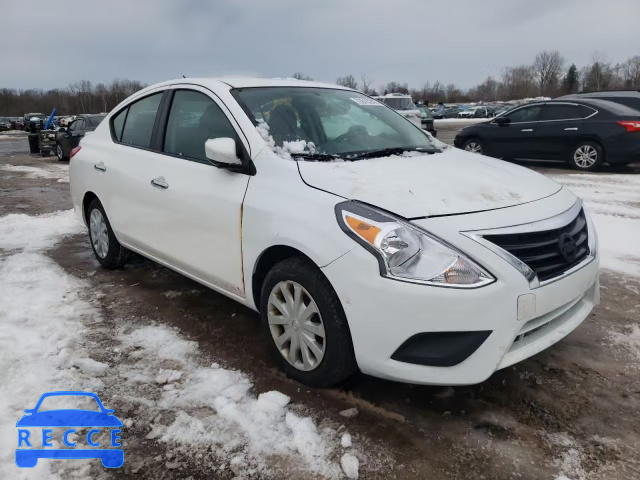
454;98;640;171
559;90;640;112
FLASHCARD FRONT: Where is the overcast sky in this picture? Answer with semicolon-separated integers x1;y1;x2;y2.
3;0;639;91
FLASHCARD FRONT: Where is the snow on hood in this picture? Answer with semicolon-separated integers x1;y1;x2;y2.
297;148;562;218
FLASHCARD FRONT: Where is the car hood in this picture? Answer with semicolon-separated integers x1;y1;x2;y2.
297;148;562;218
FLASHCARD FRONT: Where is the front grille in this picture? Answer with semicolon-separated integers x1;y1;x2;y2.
483;209;589;282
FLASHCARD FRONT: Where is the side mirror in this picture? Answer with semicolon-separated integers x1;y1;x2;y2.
205;137;242;167
494;116;510;125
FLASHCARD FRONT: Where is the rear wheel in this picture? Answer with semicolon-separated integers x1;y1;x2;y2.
56;143;67;161
462;138;485;155
87;198;131;269
260;257;357;387
569;141;604;171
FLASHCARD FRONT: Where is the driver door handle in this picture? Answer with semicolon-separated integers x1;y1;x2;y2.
94;162;106;172
151;177;169;189
564;127;579;131
521;128;534;132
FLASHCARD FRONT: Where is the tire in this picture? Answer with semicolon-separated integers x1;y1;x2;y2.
40;150;50;157
56;143;67;161
87;198;131;269
462;138;485;155
260;257;357;387
569;141;604;171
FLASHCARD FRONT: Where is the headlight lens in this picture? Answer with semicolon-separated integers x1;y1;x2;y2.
336;202;494;288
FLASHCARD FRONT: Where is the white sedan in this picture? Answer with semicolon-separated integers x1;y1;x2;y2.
69;78;600;387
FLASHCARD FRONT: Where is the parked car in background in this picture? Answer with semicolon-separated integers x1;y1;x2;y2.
23;112;46;131
375;93;423;127
458;106;488;119
454;98;640;171
417;105;437;136
559;90;640;111
15;117;25;129
54;114;106;160
70;77;599;388
0;117;10;131
433;107;461;119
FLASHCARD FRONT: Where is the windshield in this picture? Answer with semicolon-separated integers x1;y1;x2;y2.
381;97;416;110
233;87;436;159
88;115;106;127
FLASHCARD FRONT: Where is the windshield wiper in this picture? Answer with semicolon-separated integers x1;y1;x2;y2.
290;152;342;162
348;146;439;160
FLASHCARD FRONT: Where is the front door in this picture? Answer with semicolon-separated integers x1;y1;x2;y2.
486;104;543;159
108;88;250;297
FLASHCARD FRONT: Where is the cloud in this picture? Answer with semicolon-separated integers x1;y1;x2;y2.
2;0;639;90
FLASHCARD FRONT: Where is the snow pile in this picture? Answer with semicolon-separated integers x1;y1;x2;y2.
0;210;102;479
547;432;586;480
0;163;69;182
609;323;640;364
117;323;347;477
551;173;640;277
255;119;317;160
0;210;82;251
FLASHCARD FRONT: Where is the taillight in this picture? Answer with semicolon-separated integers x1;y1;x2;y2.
618;121;640;132
70;146;82;158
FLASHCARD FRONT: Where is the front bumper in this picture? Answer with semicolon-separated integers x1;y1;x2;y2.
322;190;600;385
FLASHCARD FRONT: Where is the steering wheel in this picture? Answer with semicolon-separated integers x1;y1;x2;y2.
332;125;368;144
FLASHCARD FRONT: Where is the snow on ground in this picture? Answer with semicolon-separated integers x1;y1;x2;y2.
0;211;102;479
0;210;357;478
433;117;489;124
0;163;69;182
550;172;640;278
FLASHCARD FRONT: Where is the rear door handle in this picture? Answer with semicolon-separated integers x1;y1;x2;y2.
94;162;106;172
521;128;534;132
151;177;169;189
564;127;578;131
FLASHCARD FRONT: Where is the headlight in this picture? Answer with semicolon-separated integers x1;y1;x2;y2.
335;201;494;288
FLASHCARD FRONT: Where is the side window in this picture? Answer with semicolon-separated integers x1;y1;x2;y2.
121;93;163;148
579;105;597;118
504;105;542;123
539;105;582;121
111;108;127;141
163;90;237;161
75;119;86;131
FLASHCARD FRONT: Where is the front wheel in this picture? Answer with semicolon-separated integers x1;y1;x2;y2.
570;142;604;171
87;198;131;269
462;138;485;155
260;257;357;387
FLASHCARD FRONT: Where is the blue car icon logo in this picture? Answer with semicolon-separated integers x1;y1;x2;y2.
16;391;124;468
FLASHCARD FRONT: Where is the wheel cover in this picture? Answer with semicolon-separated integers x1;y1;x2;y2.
56;144;63;159
464;141;482;154
267;280;326;371
574;145;597;168
89;209;109;259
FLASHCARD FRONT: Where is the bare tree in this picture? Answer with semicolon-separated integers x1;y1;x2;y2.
533;50;565;96
615;55;640;89
384;81;409;95
292;72;313;81
336;74;358;89
360;74;373;94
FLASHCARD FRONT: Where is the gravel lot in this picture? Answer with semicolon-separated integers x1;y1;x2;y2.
1;127;639;480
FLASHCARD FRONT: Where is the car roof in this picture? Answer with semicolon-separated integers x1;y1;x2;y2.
144;77;353;92
570;90;640;98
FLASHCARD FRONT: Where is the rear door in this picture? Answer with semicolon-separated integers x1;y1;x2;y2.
484;104;543;158
534;103;585;159
69;118;86;150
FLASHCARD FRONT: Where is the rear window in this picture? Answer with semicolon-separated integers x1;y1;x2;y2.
88;115;106;127
120;93;163;148
539;104;582;121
